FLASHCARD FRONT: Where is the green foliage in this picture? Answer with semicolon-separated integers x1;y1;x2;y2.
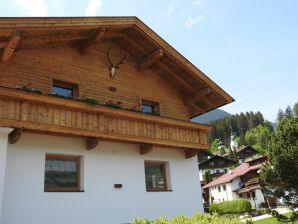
209;138;221;153
18;86;42;94
131;213;242;224
208;111;265;148
293;102;298;117
209;199;252;215
78;98;99;105
261;116;298;209
244;122;273;154
203;171;212;183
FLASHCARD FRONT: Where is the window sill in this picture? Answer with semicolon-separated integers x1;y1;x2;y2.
146;189;173;192
44;190;85;193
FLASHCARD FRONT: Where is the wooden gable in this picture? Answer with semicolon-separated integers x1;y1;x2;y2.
0;17;234;120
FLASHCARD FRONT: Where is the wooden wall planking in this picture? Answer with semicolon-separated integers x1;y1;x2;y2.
0;43;190;120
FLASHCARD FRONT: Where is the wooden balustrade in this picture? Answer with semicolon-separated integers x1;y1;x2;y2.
0;87;210;152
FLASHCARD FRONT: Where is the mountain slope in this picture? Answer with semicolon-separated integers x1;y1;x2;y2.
191;109;231;124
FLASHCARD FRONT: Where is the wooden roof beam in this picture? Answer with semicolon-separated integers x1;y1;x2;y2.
86;137;100;150
188;88;211;102
157;62;194;91
140;143;153;155
2;31;21;62
9;128;22;144
0;42;7;48
79;28;106;54
138;48;163;71
185;149;198;159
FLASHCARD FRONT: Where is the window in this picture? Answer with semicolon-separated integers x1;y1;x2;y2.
216;170;220;173
209;161;214;166
44;154;81;192
51;80;78;99
223;185;226;191
218;186;221;192
145;161;168;191
141;100;160;114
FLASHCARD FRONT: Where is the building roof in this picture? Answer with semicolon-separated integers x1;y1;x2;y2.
223;145;257;157
202;161;262;189
0;17;234;118
198;154;237;168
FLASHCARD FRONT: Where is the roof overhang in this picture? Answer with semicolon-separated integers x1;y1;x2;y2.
0;17;234;119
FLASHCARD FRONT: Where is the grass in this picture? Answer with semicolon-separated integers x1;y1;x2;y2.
253;213;298;224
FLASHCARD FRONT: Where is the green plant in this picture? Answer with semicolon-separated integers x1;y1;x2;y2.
209;199;252;215
78;98;99;105
17;86;42;94
131;213;242;224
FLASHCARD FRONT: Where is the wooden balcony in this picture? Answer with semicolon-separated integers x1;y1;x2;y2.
0;87;210;157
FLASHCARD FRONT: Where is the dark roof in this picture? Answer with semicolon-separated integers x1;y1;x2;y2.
223;145;258;157
199;154;237;168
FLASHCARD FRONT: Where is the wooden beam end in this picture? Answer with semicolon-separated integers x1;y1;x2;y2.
140;143;153;155
9;129;22;144
86;137;100;150
185;149;198;159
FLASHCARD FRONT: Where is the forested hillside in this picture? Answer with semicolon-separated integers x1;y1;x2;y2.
207;102;298;155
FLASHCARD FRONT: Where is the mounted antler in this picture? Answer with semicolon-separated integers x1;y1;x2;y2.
106;47;128;79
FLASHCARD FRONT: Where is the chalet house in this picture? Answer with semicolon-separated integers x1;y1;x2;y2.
224;145;258;163
0;17;233;224
198;154;236;204
198;155;236;182
202;156;267;209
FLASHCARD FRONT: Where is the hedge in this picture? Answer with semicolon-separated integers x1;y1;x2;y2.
131;213;242;224
209;199;252;215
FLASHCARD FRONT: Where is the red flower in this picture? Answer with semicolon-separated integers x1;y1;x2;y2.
27;82;32;87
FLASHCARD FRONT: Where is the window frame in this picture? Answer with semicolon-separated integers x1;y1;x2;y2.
141;99;160;114
44;154;81;192
144;160;168;192
51;79;79;99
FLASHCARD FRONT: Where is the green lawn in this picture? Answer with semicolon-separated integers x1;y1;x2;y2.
253;213;298;224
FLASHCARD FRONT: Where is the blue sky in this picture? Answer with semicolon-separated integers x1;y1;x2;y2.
1;0;297;122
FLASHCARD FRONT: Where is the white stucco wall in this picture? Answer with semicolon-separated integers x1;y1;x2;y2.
2;133;203;224
209;178;241;203
0;128;12;224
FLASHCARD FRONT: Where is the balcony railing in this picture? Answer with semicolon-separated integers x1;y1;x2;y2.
0;87;210;155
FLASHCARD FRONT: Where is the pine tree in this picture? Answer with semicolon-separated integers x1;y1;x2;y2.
293;102;298;117
285;105;293;117
276;109;285;122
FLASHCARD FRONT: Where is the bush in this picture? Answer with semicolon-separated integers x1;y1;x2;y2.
131;213;242;224
209;199;252;215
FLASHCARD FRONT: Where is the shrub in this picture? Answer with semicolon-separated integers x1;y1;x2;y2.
209;199;252;215
131;213;242;224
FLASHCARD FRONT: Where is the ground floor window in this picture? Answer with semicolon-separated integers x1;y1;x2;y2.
144;161;168;191
44;154;81;192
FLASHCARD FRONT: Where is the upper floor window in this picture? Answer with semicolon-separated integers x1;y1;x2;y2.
218;186;221;192
209;161;214;166
51;80;78;99
223;185;226;191
141;100;160;114
44;154;81;192
144;161;168;191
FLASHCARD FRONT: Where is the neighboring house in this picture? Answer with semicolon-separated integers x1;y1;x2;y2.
199;155;236;203
198;155;237;182
0;17;234;224
224;145;259;163
202;156;267;209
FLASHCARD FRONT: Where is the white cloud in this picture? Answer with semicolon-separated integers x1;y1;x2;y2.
167;1;175;14
85;0;102;16
185;16;204;28
14;0;48;16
